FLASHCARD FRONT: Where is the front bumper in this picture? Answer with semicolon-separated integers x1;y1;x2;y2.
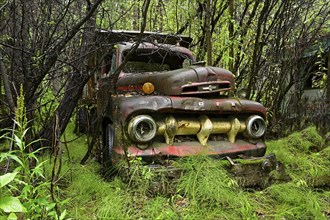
113;140;266;160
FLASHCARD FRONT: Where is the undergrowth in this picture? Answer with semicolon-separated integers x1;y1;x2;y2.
14;123;327;219
65;128;328;219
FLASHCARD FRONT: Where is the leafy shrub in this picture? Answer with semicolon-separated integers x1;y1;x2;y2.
0;86;67;220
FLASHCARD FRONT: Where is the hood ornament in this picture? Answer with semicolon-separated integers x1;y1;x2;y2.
202;84;218;91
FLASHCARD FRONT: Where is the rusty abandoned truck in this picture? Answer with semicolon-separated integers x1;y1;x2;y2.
93;30;268;171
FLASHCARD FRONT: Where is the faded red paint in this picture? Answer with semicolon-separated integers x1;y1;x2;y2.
116;85;143;92
112;141;266;158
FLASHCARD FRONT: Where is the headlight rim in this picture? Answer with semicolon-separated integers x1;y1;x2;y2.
246;115;266;139
128;115;157;143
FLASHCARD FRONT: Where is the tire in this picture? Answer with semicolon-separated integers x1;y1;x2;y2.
103;124;115;177
75;107;89;134
75;107;97;134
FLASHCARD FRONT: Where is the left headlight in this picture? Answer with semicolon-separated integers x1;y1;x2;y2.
128;115;157;143
246;115;266;138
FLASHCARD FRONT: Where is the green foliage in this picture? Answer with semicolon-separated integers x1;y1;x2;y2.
312;45;328;88
175;156;254;219
142;197;178;220
0;87;67;220
64;156;132;219
251;183;327;219
15;85;27;134
34;80;60;131
0;172;26;218
122;156;156;196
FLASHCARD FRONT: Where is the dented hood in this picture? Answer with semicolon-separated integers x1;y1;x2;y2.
116;65;235;95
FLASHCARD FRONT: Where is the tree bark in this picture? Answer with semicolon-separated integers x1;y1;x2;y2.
327;49;330;105
205;0;212;66
0;53;15;113
24;0;104;107
228;0;235;72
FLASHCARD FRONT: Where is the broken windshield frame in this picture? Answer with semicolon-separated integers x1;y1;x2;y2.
121;47;194;73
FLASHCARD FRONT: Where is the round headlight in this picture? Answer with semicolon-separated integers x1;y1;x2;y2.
246;115;266;138
128;115;157;143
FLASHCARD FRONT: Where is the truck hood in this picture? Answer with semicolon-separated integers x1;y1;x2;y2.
116;65;235;96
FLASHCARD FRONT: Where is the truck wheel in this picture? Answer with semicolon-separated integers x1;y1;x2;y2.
103;124;114;177
75;107;89;133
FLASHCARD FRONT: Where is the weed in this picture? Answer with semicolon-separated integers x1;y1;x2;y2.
175;156;255;219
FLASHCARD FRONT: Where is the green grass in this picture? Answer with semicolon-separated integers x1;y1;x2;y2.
53;125;330;219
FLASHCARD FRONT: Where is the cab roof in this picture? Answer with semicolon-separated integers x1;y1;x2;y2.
95;29;193;48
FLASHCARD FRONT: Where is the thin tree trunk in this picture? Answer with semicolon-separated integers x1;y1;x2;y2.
0;53;15;113
81;0;152;163
228;0;235;72
205;0;212;66
327;50;330;104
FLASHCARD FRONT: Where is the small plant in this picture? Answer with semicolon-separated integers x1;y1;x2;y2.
124;156;156;196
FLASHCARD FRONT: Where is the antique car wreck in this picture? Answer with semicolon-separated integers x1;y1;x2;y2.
95;30;269;172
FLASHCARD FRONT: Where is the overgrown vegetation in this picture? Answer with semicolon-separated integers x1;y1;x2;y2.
1;119;329;219
0;1;329;218
0;88;67;220
54;125;329;219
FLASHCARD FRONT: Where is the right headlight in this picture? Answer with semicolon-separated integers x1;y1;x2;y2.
246;115;266;138
128;115;157;143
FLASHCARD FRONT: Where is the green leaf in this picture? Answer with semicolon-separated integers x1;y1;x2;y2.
9;155;23;167
13;135;24;151
46;202;56;211
0;172;17;188
7;212;17;220
59;209;67;220
0;196;26;213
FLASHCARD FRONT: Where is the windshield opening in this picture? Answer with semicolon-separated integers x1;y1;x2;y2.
122;48;192;73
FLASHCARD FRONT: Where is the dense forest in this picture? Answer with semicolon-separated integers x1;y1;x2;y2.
0;0;329;219
0;0;329;144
